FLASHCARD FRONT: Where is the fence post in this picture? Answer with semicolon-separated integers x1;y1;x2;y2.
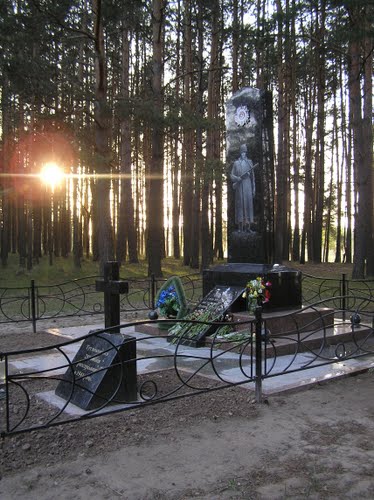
341;273;347;321
150;274;156;311
4;355;10;434
30;280;37;333
255;306;263;403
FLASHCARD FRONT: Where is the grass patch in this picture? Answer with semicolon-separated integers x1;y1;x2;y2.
0;254;100;287
0;254;357;289
0;255;209;287
285;261;353;279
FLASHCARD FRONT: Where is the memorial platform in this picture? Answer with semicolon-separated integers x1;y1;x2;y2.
135;310;373;359
6;321;374;403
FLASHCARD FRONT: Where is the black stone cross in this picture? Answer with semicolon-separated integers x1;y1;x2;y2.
96;261;129;333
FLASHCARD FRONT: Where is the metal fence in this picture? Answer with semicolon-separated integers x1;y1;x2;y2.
0;273;203;331
1;293;374;437
302;273;374;312
1;271;374;332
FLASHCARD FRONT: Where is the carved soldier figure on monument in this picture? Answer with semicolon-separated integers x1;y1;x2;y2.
230;143;258;232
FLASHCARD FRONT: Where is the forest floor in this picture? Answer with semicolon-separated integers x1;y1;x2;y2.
1;261;373;499
1;315;374;499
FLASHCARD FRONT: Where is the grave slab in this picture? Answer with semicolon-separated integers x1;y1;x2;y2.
55;332;137;410
167;285;245;347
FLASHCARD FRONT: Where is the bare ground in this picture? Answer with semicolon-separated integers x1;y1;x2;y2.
1;322;374;499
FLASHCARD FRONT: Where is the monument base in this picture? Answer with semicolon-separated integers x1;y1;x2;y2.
135;322;173;336
232;308;334;335
203;262;302;311
206;319;371;358
228;230;264;263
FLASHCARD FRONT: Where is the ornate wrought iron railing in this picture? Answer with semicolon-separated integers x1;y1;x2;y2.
0;317;256;436
1;294;374;437
0;273;203;331
2;271;374;332
302;273;374;312
261;296;374;379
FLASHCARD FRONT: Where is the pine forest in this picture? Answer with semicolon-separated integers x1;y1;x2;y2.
0;0;373;277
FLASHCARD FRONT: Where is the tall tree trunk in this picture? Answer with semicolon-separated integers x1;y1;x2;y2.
93;0;114;272
202;0;220;271
172;0;182;260
72;177;81;269
274;0;289;262
182;0;194;266
291;1;300;261
190;7;204;269
214;25;224;261
255;0;264;88
232;0;239;92
349;5;371;278
339;61;352;264
18;197;26;268
323;162;334;262
363;10;374;276
334;91;343;264
300;92;315;264
1;77;10;267
82;180;90;260
53;194;60;257
26;204;33;270
18;102;26;268
117;24;138;264
147;0;164;277
311;0;326;263
72;6;89;269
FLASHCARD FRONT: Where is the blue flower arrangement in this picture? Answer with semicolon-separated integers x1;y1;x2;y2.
156;286;180;318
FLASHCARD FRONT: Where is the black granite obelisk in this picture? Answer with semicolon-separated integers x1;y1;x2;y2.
226;87;274;263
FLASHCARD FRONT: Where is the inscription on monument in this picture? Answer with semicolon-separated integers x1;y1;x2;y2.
194;285;244;317
168;285;244;347
55;332;137;410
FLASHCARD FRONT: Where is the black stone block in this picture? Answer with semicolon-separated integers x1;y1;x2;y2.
266;265;302;311
203;263;302;311
227;231;265;263
55;332;137;410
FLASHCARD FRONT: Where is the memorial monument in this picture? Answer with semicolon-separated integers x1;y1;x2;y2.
203;87;302;313
144;88;302;347
226;87;273;263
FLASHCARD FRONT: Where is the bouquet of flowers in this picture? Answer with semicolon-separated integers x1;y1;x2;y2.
242;276;272;313
156;286;180;318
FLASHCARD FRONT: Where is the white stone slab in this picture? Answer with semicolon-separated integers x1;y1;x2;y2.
7;323;374;399
38;391;136;416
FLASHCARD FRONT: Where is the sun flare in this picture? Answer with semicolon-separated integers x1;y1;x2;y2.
39;162;65;189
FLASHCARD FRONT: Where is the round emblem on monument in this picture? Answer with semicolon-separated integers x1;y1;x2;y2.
234;105;250;127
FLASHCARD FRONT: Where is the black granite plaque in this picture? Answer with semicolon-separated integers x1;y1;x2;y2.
194;285;244;317
55;332;137;410
168;285;244;347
